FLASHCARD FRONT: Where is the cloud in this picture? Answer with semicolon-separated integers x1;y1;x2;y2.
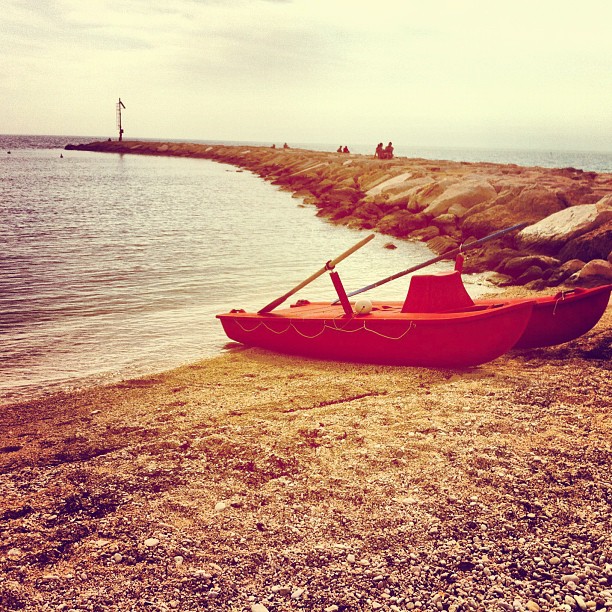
1;0;611;149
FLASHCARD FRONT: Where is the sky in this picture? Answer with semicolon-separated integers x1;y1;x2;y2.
1;0;611;151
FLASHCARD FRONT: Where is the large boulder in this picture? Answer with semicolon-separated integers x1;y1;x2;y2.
461;187;565;238
426;235;459;255
558;220;612;262
409;226;440;241
501;255;561;278
376;211;429;236
404;178;458;212
568;259;612;287
365;172;414;197
423;179;497;217
516;195;612;253
545;259;585;286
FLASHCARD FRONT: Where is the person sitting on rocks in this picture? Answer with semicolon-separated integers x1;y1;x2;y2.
337;146;343;153
343;146;350;154
384;142;394;159
375;143;384;158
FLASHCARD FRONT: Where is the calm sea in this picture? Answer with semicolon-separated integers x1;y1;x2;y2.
1;135;611;404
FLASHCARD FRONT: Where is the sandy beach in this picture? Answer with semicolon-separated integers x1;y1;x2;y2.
2;143;611;611
1;293;610;610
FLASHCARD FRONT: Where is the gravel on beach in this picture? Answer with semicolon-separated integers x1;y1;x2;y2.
1;301;610;612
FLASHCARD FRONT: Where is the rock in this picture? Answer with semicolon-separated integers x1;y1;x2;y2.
409;226;440;241
568;259;612;286
573;594;588;610
291;587;305;599
485;272;514;286
463;247;522;274
501;255;561;277
383;242;397;249
366;172;414;196
558;220;612;262
423;179;497;217
526;601;541;611
376;211;428;236
562;573;580;584
434;213;458;229
517;196;612;253
462;187;564;238
446;204;468;217
517;266;544;285
405;178;458;212
426;236;459;255
353;201;385;222
215;501;227;511
251;604;270;612
545;259;585;285
144;538;160;548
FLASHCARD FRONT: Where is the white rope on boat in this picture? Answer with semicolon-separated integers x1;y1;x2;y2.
231;317;417;341
552;290;568;316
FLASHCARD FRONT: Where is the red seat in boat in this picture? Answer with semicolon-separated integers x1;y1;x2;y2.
401;270;474;313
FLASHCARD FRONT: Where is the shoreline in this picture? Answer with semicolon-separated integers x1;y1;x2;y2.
1;301;610;610
67;139;612;289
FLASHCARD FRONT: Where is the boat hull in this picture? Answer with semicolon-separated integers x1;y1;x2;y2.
477;284;611;349
217;301;533;368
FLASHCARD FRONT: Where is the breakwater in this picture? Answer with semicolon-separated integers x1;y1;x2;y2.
67;140;612;288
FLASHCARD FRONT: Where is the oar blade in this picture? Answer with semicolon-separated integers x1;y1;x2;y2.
258;292;293;314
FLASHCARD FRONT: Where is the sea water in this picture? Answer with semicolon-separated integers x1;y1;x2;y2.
0;135;440;403
1;135;610;404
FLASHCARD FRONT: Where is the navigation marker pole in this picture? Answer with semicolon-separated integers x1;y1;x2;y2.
116;98;126;141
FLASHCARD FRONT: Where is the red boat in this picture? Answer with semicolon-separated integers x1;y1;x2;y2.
217;232;609;366
217;269;534;368
373;267;611;350
374;268;611;350
476;284;612;349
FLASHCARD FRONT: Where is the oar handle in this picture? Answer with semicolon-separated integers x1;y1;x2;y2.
327;233;376;268
258;233;375;313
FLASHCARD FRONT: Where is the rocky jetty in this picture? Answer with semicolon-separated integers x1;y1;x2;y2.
66;140;612;288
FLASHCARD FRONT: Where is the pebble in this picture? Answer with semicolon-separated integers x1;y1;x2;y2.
573;595;587;610
562;573;580;584
271;585;291;595
251;605;269;612
526;601;540;611
7;548;21;560
291;587;305;599
144;538;159;548
215;501;227;511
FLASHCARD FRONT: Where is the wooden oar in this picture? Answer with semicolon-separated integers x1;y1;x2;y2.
342;222;528;300
258;233;375;313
